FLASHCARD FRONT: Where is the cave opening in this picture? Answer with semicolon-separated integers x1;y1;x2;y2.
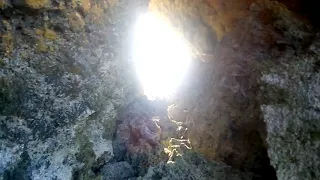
132;12;192;100
1;0;319;179
128;7;279;180
128;9;278;180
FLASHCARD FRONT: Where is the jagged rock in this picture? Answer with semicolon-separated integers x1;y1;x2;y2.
114;97;167;176
260;34;320;180
149;0;318;179
1;0;320;179
138;152;254;180
116;97;161;153
148;0;280;178
101;161;137;180
0;0;145;179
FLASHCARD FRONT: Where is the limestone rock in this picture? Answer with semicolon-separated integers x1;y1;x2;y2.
148;0;317;179
138;152;254;180
1;0;320;179
0;0;143;179
114;97;165;176
116;97;161;153
101;161;137;180
260;34;320;180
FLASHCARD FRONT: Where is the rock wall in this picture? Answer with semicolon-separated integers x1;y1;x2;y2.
0;0;143;179
149;0;319;179
138;152;254;180
1;0;319;179
260;33;320;180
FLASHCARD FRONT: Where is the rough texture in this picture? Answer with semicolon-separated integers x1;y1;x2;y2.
0;0;142;179
113;97;168;176
149;0;277;177
101;161;136;180
138;152;254;180
116;97;161;154
1;0;320;179
149;0;319;179
260;34;320;180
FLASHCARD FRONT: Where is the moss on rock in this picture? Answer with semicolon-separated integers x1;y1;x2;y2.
0;0;7;8
88;4;105;24
79;0;91;13
0;0;146;179
25;0;47;9
36;38;48;52
68;12;86;31
1;33;13;56
36;26;58;40
0;59;6;66
1;20;13;57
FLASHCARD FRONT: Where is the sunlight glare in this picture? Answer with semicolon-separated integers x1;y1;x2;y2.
133;13;191;99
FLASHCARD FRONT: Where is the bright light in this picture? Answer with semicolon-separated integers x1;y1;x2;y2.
133;13;191;100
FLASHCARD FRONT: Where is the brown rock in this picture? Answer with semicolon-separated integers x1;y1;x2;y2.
116;98;161;155
147;0;314;178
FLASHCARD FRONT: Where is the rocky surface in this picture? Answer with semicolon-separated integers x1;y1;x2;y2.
138;152;254;180
149;0;278;177
260;34;320;180
101;161;136;180
149;0;319;179
116;97;161;154
1;0;320;179
0;0;144;179
112;97;169;176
